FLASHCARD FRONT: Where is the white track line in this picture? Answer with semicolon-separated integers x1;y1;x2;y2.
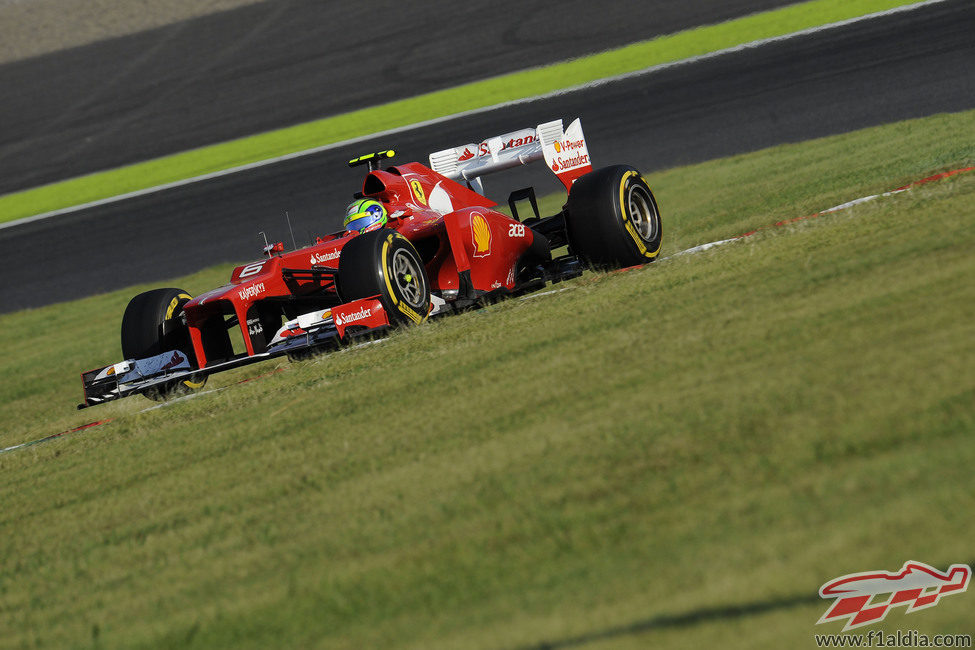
820;188;907;214
1;440;34;453
663;175;945;261
0;0;950;231
667;237;740;258
519;287;575;301
138;387;226;412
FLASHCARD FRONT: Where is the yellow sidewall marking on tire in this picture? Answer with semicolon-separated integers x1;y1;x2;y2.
382;236;399;306
638;174;662;258
166;292;193;319
165;292;204;390
618;171;647;255
618;171;661;259
380;234;427;324
397;303;423;324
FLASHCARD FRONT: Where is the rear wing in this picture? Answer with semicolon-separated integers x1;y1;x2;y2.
429;118;593;193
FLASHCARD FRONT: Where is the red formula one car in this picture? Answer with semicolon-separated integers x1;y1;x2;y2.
79;118;662;407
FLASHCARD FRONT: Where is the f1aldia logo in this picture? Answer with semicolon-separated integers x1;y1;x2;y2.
817;561;970;631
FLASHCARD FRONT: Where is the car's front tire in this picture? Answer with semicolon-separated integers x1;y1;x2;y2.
337;229;431;326
121;287;206;400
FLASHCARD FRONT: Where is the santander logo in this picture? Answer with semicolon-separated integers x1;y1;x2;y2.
334;306;371;327
309;249;340;265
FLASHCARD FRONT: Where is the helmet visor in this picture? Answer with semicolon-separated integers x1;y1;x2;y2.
345;213;382;232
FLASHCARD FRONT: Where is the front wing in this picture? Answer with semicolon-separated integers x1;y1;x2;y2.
79;296;390;409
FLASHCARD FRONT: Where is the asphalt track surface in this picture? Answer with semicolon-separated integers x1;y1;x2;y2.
0;0;794;195
3;1;974;314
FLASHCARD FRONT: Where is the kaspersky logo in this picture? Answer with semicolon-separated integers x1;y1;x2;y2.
818;561;971;631
237;282;265;301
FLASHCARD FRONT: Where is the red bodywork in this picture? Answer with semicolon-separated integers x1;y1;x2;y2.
181;162;539;368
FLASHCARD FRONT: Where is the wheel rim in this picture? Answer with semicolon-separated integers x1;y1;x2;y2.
626;184;659;242
391;249;425;308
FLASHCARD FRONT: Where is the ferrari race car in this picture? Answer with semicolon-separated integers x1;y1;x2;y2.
79;118;662;408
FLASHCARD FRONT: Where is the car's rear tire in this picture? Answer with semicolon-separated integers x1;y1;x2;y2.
121;287;206;400
337;229;431;326
565;165;662;268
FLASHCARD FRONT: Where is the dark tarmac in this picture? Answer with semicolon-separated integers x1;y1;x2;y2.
2;1;973;312
0;0;793;195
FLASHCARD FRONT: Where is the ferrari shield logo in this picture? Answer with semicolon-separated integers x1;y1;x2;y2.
409;179;427;206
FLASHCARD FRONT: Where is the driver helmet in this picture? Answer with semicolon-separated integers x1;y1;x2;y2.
344;198;388;233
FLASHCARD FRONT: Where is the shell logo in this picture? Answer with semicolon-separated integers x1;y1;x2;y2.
554;141;562;153
471;212;492;257
409;179;427;205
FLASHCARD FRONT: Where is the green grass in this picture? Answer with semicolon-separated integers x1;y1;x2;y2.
0;0;916;225
1;110;973;649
